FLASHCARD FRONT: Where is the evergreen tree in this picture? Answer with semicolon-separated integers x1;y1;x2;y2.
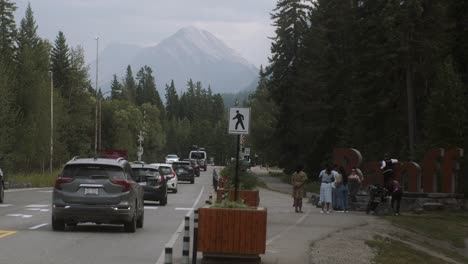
122;65;137;104
50;31;72;100
165;80;179;120
0;0;17;65
110;74;123;99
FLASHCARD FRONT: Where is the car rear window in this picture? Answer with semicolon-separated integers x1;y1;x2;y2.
190;152;205;159
62;164;125;180
159;166;172;175
172;162;191;169
132;168;159;182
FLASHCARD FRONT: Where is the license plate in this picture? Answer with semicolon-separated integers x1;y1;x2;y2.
138;182;147;186
178;168;185;173
84;188;99;195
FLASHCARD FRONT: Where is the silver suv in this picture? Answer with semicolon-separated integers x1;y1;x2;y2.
52;157;144;232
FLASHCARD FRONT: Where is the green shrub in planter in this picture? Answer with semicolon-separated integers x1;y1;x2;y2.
220;162;257;190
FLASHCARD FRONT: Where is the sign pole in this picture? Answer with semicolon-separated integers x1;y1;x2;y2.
234;134;240;202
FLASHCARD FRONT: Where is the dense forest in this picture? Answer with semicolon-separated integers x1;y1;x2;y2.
247;0;467;192
0;1;234;172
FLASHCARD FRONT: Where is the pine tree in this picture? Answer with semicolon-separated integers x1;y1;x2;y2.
50;31;72;100
122;65;137;104
165;80;179;120
0;0;17;65
110;74;123;99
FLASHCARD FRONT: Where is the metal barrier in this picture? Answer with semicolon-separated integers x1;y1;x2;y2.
182;216;190;264
192;210;199;264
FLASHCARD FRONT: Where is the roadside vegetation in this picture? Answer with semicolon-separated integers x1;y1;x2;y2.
367;212;468;264
5;170;59;188
220;163;258;190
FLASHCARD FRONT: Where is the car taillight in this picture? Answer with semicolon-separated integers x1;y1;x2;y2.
111;179;131;192
54;178;74;190
170;169;176;178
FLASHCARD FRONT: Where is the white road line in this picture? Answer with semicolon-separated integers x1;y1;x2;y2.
5;188;43;193
174;207;193;211
144;206;159;210
7;214;33;218
0;204;13;207
155;186;205;264
38;190;53;193
26;208;49;212
29;223;48;230
25;204;49;208
266;210;310;246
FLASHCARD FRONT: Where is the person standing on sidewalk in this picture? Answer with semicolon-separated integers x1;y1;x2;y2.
348;167;362;203
335;167;349;212
319;165;335;213
291;165;307;213
390;179;403;215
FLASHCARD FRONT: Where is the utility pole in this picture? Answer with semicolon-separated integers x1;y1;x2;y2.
94;37;99;157
49;71;54;174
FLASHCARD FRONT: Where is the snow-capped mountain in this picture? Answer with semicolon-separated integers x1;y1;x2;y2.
92;26;258;94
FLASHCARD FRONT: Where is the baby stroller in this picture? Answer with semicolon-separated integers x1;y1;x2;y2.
366;184;387;215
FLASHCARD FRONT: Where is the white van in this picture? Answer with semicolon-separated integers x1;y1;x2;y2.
189;150;207;171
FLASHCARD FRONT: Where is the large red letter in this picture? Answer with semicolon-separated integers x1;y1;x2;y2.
441;148;464;193
333;148;363;174
422;148;444;193
394;162;421;192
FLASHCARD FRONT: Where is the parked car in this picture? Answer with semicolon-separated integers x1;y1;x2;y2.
150;163;178;193
165;154;179;164
130;163;168;205
189;149;207;171
172;161;195;184
0;167;4;203
51;157;144;232
184;159;200;177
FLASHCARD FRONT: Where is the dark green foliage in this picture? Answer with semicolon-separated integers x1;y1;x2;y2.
220;162;258;190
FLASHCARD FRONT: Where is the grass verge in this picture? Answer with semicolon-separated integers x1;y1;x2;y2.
366;235;448;264
5;170;59;188
388;212;468;249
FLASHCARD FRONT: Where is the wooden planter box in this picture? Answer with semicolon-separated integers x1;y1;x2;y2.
216;189;260;207
197;207;267;255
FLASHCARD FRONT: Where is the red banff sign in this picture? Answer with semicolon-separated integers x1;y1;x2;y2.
333;148;464;193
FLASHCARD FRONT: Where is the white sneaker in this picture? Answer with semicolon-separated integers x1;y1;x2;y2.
344;210;349;213
326;211;330;214
320;210;324;214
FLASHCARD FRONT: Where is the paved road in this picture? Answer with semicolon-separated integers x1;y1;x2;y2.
0;167;217;264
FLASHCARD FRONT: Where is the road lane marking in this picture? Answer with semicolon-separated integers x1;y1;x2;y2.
156;186;204;264
266;210;310;246
5;188;43;193
0;230;16;239
0;204;13;207
26;208;49;212
7;214;33;218
144;206;159;210
29;223;48;230
25;204;49;208
175;207;193;211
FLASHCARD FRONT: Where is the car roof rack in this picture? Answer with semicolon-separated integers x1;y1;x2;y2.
116;157;126;163
71;156;80;161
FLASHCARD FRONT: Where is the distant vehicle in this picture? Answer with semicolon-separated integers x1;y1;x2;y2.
189;149;207;171
0;167;4;203
51;157;144;232
184;159;200;177
130;163;168;205
172;161;195;184
150;163;178;193
165;154;179;164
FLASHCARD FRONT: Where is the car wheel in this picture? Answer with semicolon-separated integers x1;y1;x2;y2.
173;188;178;194
52;216;65;231
67;223;77;228
137;209;144;228
160;195;168;206
124;209;137;233
190;178;195;184
0;182;4;203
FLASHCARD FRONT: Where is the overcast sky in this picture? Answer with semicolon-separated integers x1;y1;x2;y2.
13;0;277;67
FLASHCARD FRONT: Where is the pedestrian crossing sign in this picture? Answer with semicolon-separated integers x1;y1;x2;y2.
228;107;250;135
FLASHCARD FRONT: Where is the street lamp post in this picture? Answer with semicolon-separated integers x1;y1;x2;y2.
49;71;53;174
94;37;99;158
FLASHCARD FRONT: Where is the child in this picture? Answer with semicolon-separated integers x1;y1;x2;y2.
390;180;403;215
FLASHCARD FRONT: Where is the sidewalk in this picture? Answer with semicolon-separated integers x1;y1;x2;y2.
251;166;372;264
